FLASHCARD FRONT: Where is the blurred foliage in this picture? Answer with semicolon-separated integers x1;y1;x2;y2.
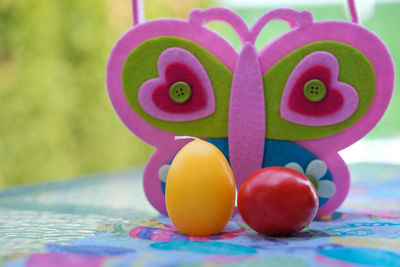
0;0;398;188
0;0;213;188
146;0;213;20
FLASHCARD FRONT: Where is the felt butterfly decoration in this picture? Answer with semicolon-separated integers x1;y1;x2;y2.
106;0;394;218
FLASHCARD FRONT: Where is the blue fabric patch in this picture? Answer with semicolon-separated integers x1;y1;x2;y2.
161;181;166;195
46;244;136;256
150;241;257;255
207;138;231;164
318;247;400;266
206;139;334;207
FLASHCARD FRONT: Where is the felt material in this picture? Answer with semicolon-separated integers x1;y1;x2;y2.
264;41;373;138
138;47;215;121
151;62;206;113
158;164;170;183
160;181;166;196
131;0;144;26
127;40;374;139
305;159;328;181
285;160;336;199
347;0;359;23
160;138;338;213
251;9;314;42
282;51;358;126
317;180;336;199
289;65;343;116
190;8;311;45
144;139;192;215
108;6;394;216
289;65;344;116
228;43;265;188
258;20;393;152
189;8;251;45
206;138;336;212
123;37;232;135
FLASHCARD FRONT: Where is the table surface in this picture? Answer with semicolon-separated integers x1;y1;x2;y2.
0;163;399;266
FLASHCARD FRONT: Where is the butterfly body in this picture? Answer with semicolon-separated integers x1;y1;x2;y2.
229;43;265;189
107;4;394;217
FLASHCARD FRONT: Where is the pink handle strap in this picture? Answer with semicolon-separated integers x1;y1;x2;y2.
132;0;144;26
347;0;359;24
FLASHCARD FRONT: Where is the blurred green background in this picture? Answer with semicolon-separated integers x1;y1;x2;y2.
0;0;398;188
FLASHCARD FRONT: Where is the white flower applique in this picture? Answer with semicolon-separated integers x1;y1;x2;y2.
285;159;336;198
158;164;170;183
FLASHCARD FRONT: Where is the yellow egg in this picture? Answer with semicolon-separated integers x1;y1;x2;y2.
165;139;236;235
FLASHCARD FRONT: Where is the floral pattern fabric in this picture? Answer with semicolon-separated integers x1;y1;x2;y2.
1;164;399;267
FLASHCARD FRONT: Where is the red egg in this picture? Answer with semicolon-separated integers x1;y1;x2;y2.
237;166;319;236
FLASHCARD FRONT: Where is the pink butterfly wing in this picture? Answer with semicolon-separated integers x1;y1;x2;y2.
257;17;393;216
106;18;238;215
258;20;394;154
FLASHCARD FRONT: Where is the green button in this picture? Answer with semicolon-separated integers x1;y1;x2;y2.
303;79;327;102
169;82;191;103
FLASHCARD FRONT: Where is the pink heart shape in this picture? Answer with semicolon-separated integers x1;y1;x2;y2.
288;65;344;116
138;48;215;122
280;52;359;126
152;62;206;113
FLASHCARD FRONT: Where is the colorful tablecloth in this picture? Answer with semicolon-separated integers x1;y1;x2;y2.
1;163;399;266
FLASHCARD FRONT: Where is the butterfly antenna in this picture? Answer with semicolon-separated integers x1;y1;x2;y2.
132;0;144;26
347;0;359;24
